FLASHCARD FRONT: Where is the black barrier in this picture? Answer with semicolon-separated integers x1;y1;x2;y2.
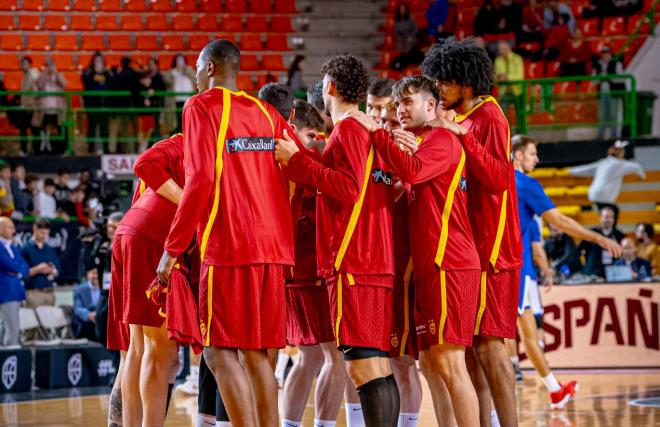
0;349;32;394
35;344;115;389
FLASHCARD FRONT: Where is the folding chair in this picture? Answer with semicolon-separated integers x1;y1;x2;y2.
19;307;47;345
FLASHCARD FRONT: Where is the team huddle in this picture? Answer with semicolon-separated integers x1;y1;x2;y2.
104;38;623;427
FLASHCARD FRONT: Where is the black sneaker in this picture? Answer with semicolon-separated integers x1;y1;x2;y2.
513;363;523;382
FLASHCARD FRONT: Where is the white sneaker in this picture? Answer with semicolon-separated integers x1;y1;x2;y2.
175;375;198;396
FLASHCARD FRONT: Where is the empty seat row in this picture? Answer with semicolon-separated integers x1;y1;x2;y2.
0;0;297;13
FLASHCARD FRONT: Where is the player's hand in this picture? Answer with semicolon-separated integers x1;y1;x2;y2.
425;117;468;136
392;129;419;154
274;129;299;166
345;111;379;133
596;236;622;258
542;269;554;293
156;251;177;284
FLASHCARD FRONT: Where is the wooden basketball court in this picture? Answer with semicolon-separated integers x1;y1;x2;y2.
2;369;659;426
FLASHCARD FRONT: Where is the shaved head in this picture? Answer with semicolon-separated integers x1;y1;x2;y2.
0;217;15;240
196;39;241;92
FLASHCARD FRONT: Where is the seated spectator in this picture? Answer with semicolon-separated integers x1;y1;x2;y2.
394;3;418;53
60;187;91;226
0;217;29;347
474;0;521;37
635;223;658;274
559;29;594;76
21;218;60;308
22;175;37;215
495;40;524;119
543;0;576;34
544;223;582;277
10;163;27;217
426;0;451;40
614;238;652;281
34;178;57;219
0;161;14;217
518;0;545;45
54;167;72;208
583;0;643;18
73;265;101;341
78;168;100;199
577;206;625;278
540;12;570;60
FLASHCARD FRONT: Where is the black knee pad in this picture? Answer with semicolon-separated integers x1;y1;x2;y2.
534;314;544;330
339;346;388;361
198;356;218;416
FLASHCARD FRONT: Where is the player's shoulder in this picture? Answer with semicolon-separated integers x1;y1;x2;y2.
474;98;508;124
515;169;539;187
335;118;369;138
427;127;460;142
185;87;222;109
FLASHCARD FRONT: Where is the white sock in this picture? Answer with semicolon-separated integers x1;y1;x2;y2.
189;364;200;380
282;420;301;427
510;356;519;364
197;414;215;427
345;403;365;427
215;422;231;427
539;340;545;350
398;412;420;427
274;352;290;383
314;420;336;427
491;409;500;427
542;372;561;392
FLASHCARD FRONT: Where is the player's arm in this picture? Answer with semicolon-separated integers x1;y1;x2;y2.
568;161;598;177
133;136;184;205
532;241;553;291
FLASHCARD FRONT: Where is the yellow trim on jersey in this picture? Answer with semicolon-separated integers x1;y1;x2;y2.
333;145;375;271
238;92;275;134
139;180;146;196
346;273;355;285
335;274;344;346
199;88;232;260
205;265;214;346
399;258;414;357
435;148;466;267
454;96;497;123
438;269;447;345
488;100;511;269
473;271;487;335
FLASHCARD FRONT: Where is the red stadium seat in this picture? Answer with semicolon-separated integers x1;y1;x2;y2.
27;34;50;51
44;15;67;30
250;0;272;13
627;15;651;34
273;0;296;12
215;33;236;43
602;17;625;36
82;34;105;50
70;15;93;30
379;34;395;50
220;15;243;32
240;34;263;51
376;51;394;69
187;34;208;50
456;9;476;26
18;15;41;31
609;38;626;55
0;34;22;50
589;39;605;54
546;60;561;77
54;34;78;50
51;53;76;70
270;16;292;32
200;0;222;12
48;0;71;10
241;55;259;71
3;71;23;90
30;53;47;69
185;53;197;66
125;0;148;11
237;74;255;91
198;14;219;31
0;14;15;30
162;34;185;50
256;73;280;88
262;54;286;71
109;34;132;50
581;18;599;37
524;61;545;79
146;14;169;30
0;0;17;11
151;0;174;11
172;14;194;31
265;34;290;51
132;54;152;67
22;0;44;10
97;16;119;31
0;53;20;70
225;0;247;13
246;16;268;32
63;71;83;90
159;53;176;69
72;0;95;10
99;0;122;11
571;2;588;18
553;81;577;94
136;34;158;50
121;15;143;31
175;0;196;12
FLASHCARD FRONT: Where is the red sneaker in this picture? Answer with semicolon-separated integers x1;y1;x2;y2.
550;380;579;410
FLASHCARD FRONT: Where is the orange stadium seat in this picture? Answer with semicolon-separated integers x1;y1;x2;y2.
602;17;626;36
0;0;17;11
220;15;243;32
237;74;255;91
99;0;122;11
246;16;268;32
189;34;210;50
18;15;41;31
146;14;169;30
73;0;95;10
175;0;196;12
121;15;143;31
225;0;247;13
240;34;263;51
44;15;67;30
104;53;122;67
198;14;219;31
266;34;289;51
27;34;51;50
162;34;185;50
273;0;296;13
581;18;599;36
63;71;83;90
54;34;79;50
30;53;47;69
3;71;23;90
70;15;92;30
241;54;259;71
0;53;20;70
262;54;286;71
97;16;119;31
200;0;222;12
125;0;148;11
0;14;15;30
159;53;175;68
0;34;23;50
82;34;105;50
23;0;44;10
270;16;292;32
48;0;71;10
172;14;194;31
250;0;272;13
109;34;132;50
51;53;76;70
136;34;158;50
184;53;196;65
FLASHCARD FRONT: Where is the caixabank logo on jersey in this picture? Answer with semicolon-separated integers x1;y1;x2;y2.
372;169;393;186
226;137;275;153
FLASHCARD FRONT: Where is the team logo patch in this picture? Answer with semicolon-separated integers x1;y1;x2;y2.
68;353;83;386
429;321;437;335
226;137;275;153
372;169;393;186
2;356;17;390
459;176;468;192
200;322;207;337
391;334;399;348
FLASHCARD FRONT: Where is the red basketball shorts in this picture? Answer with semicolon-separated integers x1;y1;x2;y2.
286;281;335;346
106;315;130;352
473;269;520;339
327;273;393;352
199;263;286;349
389;271;418;359
110;233;164;328
415;269;480;350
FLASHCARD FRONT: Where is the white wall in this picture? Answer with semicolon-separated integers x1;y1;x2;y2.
627;27;660;136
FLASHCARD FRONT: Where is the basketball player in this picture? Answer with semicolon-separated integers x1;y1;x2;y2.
366;78;395;123
275;54;399;427
307;80;334;136
349;76;481;427
157;39;299;427
258;82;295;122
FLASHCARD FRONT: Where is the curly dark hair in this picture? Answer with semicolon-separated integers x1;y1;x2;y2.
421;38;494;95
307;80;324;111
392;76;439;103
320;54;370;104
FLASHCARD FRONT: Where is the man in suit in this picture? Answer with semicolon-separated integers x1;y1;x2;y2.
0;217;29;346
73;265;101;341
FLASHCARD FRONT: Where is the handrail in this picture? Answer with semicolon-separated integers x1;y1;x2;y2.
614;0;659;60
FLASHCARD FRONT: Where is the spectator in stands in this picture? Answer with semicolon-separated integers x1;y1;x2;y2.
543;1;576;34
21;218;60;308
108;56;140;154
544;223;582;278
22;175;37;215
59;187;91;227
34;178;58;219
426;0;451;40
164;54;195;134
635;223;658;274
10;163;27;217
146;58;166;140
569;140;645;222
78;168;100;199
34;58;67;155
286;55;306;91
137;71;157;153
494;40;524;120
592;46;626;139
518;0;545;45
558;29;594;76
583;0;643;19
578;205;625;278
72;265;101;341
540;10;570;60
82;52;113;155
17;56;40;155
0;161;14;217
0;217;29;347
614;237;651;280
394;4;418;53
54;167;72;208
474;0;521;37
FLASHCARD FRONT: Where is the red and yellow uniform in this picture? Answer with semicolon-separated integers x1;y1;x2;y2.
164;87;295;349
373;128;481;348
456;96;522;339
286;118;395;352
109;134;185;331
